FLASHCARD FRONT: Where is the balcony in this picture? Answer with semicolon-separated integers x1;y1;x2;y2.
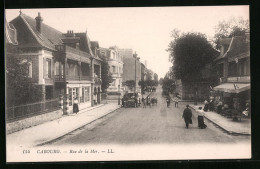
55;45;92;62
54;75;65;82
54;75;92;82
94;77;102;85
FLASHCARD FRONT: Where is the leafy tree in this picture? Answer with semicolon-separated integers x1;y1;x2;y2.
146;69;153;81
167;32;218;83
123;80;136;90
154;73;158;82
6;51;43;106
213;17;249;49
101;59;113;92
161;78;175;95
159;78;164;85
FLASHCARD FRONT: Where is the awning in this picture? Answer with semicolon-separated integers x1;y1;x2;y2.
213;83;250;93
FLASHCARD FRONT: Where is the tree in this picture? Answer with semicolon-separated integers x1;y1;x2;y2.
154;73;158;82
167;32;218;83
6;52;43;106
161;77;175;96
101;59;113;93
146;69;153;81
159;78;164;85
123;80;135;90
213;17;249;49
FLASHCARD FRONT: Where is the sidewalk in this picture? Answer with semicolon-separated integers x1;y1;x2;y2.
6;102;121;149
189;103;251;135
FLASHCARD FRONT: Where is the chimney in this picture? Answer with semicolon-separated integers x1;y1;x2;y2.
35;12;43;33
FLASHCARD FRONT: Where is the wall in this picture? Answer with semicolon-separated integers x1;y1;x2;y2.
6;109;62;134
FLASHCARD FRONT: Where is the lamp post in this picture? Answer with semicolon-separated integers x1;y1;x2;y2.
118;84;120;105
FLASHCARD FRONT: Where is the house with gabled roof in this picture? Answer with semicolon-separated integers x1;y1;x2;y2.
8;12;102;114
213;32;250;113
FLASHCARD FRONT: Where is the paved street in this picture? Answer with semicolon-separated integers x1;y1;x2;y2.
47;87;250;146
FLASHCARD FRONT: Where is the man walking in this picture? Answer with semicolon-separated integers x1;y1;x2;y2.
182;104;193;128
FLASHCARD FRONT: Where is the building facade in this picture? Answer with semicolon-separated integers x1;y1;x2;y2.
213;33;250;113
99;46;124;97
118;48;141;93
9;12;102;114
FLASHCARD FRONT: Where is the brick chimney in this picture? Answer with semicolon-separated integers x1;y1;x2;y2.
35;12;43;33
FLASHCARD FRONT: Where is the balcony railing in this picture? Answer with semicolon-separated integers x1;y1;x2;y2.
94;77;102;85
54;75;65;82
6;99;60;122
81;76;92;81
67;76;80;81
55;45;92;58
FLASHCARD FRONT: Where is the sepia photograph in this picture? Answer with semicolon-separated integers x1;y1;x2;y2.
5;5;250;162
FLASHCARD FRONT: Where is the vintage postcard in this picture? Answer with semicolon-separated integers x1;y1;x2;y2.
5;6;250;162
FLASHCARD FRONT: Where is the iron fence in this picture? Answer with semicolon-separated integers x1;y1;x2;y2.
6;99;60;122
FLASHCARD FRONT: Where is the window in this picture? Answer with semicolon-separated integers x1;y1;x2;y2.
228;61;237;77
45;86;53;100
85;87;90;102
81;87;90;103
26;61;32;78
217;63;224;77
46;58;52;78
111;79;116;86
112;66;116;73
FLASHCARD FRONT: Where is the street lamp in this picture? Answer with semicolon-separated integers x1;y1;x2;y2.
118;84;120;105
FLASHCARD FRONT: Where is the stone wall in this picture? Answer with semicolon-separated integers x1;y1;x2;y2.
6;109;62;134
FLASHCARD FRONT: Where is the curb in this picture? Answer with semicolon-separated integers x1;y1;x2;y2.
189;106;251;136
34;106;121;147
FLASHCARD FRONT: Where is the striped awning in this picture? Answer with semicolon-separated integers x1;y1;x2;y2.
213;83;250;93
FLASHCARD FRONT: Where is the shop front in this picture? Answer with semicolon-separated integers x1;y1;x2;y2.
66;83;92;113
213;83;250;118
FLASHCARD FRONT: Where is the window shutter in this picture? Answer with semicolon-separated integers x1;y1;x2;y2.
51;59;54;78
43;57;46;78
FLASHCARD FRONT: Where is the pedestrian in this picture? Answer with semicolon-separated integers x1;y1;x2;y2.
217;100;223;114
203;100;209;112
174;97;179;108
73;97;79;114
197;107;207;129
142;97;146;108
138;98;141;107
182;104;193;128
147;96;151;108
166;95;171;108
208;99;214;111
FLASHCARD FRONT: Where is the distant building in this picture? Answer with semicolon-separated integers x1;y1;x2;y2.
118;48;141;93
99;46;124;97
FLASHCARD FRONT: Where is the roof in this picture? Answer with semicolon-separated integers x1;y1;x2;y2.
5;18;18;45
213;83;250;93
218;38;232;45
74;33;94;56
90;41;99;49
10;13;64;50
214;35;249;62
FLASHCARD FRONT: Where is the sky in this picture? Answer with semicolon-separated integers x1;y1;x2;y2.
5;6;249;78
